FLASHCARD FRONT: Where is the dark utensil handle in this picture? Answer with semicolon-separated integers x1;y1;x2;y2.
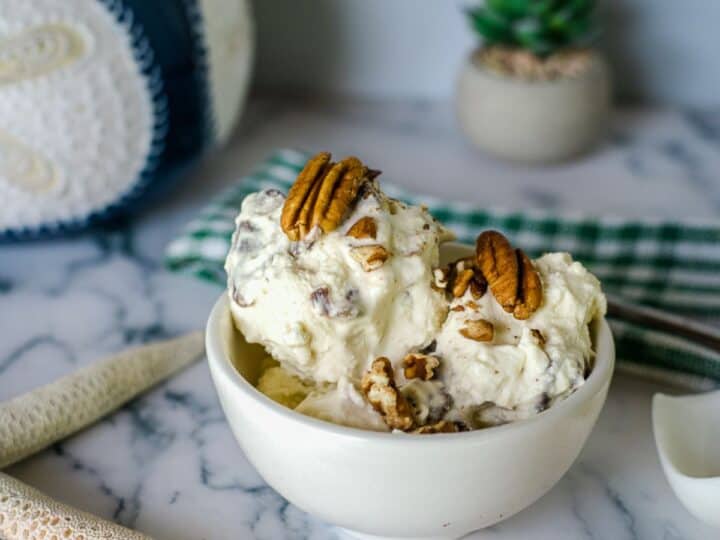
606;294;720;353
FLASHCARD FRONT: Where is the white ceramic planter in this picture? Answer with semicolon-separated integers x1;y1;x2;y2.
206;243;615;540
456;49;610;164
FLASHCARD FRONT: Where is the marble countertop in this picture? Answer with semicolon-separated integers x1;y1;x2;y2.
2;97;719;540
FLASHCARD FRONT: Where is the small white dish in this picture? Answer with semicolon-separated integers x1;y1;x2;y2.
653;390;720;528
206;243;615;540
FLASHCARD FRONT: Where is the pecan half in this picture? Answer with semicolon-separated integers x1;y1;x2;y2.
476;230;542;320
310;287;358;318
469;274;488;300
350;245;390;271
361;357;414;431
460;319;494;342
280;152;330;241
402;353;440;380
346;216;377;239
280;152;374;241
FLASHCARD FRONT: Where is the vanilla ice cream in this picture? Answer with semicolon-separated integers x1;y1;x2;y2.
436;252;606;428
225;152;606;433
225;179;450;386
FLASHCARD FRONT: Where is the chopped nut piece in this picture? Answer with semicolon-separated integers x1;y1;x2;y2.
310;287;332;316
413;420;459;434
361;357;414;431
441;256;487;301
460;319;494;342
350;245;390;271
454;256;476;272
387;199;402;215
401;380;452;425
452;268;474;298
309;287;358;318
465;301;478;310
476;230;543;320
450;305;465;312
402;353;441;380
280;152;375;241
346;216;377;239
420;340;437;354
469;274;488;299
531;328;546;345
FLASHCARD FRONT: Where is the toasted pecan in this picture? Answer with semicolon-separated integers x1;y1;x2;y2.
437;257;487;301
280;152;374;241
469;273;488;300
476;230;542;319
350;245;390;271
280;152;331;241
346;216;377;239
361;357;414;430
460;319;494;342
402;353;440;381
476;231;518;312
452;268;475;298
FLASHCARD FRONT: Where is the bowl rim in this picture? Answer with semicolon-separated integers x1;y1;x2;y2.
206;294;615;446
652;392;720;482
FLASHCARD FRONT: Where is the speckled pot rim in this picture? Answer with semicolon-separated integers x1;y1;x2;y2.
466;47;609;87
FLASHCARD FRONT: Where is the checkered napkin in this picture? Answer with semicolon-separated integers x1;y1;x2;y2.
165;149;720;389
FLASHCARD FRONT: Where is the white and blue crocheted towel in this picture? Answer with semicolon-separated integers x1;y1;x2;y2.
0;0;253;240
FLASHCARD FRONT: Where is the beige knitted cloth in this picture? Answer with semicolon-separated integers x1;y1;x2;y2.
0;331;204;539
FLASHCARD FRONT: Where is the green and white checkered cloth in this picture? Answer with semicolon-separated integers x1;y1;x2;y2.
166;149;720;389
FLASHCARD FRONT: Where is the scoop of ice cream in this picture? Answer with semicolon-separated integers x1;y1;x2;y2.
436;252;606;427
225;183;450;385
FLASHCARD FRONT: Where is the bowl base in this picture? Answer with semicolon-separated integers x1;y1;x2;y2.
339;527;457;540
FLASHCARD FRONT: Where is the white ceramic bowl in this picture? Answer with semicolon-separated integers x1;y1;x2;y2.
653;390;720;528
206;244;615;540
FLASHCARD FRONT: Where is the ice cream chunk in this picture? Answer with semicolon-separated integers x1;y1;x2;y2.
295;378;389;432
225;183;450;386
436;252;606;427
257;363;388;430
256;364;315;409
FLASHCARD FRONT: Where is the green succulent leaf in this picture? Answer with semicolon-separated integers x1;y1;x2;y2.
487;0;534;19
466;0;598;55
468;7;514;43
527;0;560;17
513;17;554;55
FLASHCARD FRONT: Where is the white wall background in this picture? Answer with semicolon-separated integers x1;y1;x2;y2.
251;0;720;107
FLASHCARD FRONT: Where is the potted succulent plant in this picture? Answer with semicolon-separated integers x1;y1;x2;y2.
456;0;610;163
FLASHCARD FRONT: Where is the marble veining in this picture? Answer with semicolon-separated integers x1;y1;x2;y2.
1;97;720;539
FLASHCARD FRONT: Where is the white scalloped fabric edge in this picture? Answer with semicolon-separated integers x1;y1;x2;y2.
0;0;154;231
